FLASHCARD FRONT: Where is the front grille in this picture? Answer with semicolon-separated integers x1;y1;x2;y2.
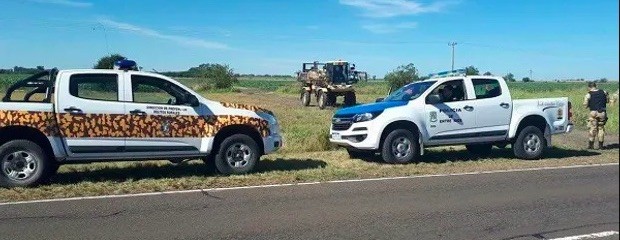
332;117;353;131
332;123;353;131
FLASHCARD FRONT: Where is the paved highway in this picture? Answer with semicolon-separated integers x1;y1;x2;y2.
1;164;618;240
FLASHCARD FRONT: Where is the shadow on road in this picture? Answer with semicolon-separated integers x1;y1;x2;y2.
422;147;601;164
257;158;327;173
355;147;601;164
50;158;327;185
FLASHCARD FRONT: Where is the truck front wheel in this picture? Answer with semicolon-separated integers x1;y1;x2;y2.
381;129;419;164
513;126;546;160
344;92;356;106
0;140;50;188
301;91;311;106
214;134;260;175
317;91;328;109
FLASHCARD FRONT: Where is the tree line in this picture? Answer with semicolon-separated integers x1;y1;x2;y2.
2;54;611;90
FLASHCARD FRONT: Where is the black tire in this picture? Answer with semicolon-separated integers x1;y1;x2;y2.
0;140;50;188
346;149;375;160
381;129;419;164
465;144;493;156
301;91;311;106
344;92;356;106
326;92;337;106
318;91;327;109
214;134;260;175
513;126;546;160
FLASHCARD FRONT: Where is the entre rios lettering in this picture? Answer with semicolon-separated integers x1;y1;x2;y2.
146;105;188;115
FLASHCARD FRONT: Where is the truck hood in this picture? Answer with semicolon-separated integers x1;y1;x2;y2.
335;100;408;116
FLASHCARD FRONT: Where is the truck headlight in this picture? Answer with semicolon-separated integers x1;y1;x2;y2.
353;111;382;123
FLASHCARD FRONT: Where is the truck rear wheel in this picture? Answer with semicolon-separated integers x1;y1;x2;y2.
381;129;419;164
344;92;356;106
513;126;546;160
0;140;50;188
326;92;337;106
301;91;311;106
317;91;327;109
214;134;260;175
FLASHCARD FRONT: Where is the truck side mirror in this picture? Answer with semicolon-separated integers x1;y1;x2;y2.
186;94;200;107
376;97;384;102
426;94;442;104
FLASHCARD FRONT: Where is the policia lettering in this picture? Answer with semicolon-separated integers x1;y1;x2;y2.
583;82;610;149
0;110;270;138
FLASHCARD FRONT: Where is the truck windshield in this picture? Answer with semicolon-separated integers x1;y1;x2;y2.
383;81;436;101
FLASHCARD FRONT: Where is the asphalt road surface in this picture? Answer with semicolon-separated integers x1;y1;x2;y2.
1;165;618;240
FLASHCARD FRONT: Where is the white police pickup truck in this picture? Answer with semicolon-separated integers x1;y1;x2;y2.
0;60;282;188
330;70;573;163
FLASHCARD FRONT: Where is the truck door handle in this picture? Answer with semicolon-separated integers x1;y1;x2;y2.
464;105;474;111
63;107;83;114
130;109;147;116
500;102;510;108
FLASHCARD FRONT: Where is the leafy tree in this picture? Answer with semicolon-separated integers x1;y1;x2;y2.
522;77;532;82
94;54;126;69
503;73;516;82
483;71;492;76
384;63;420;89
465;66;479;75
190;63;238;89
36;66;45;71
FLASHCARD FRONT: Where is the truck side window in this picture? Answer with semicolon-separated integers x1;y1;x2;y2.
429;80;467;103
69;74;118;101
131;75;188;105
472;79;501;99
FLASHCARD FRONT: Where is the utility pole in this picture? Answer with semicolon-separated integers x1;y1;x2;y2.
529;69;533;80
448;42;457;71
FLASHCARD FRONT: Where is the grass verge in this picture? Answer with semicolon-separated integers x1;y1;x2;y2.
1;142;617;203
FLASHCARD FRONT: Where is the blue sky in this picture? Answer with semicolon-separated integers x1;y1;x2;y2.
0;0;618;80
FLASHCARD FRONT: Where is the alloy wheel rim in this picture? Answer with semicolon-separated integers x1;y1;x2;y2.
2;151;37;181
524;133;541;153
391;137;412;158
225;143;252;168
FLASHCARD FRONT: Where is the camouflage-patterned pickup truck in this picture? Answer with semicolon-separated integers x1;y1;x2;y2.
0;62;282;188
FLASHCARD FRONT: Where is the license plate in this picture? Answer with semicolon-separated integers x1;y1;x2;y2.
331;133;341;140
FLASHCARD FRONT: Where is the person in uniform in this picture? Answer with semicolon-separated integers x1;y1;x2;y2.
583;82;610;149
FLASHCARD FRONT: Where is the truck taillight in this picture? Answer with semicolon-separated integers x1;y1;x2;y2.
568;101;573;121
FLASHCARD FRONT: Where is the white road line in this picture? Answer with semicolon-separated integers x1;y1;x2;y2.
0;162;617;206
550;231;619;240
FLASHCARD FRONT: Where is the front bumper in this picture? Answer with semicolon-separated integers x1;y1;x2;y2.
329;121;380;150
263;133;282;154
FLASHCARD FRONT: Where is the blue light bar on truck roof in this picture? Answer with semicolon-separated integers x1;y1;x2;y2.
428;69;466;78
114;59;137;71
